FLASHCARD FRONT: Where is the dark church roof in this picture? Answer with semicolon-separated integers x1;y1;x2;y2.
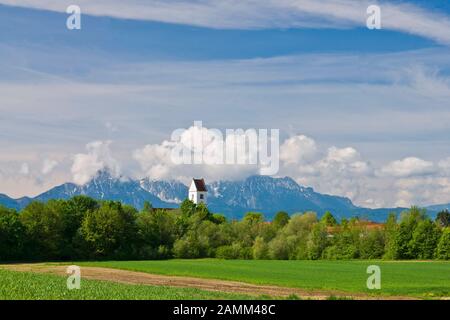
193;178;207;192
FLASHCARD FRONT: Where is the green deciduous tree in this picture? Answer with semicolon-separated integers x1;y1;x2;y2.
137;209;177;259
1;194;444;262
0;206;25;261
383;213;398;259
306;223;328;260
81;201;138;259
389;207;426;259
143;201;153;213
435;228;450;260
323;219;361;260
436;210;450;228
321;211;337;226
273;211;290;229
252;236;269;259
409;219;441;259
268;212;317;260
20;201;65;260
359;228;385;259
180;199;196;217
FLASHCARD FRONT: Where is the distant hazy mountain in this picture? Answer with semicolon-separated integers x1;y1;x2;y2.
0;194;26;211
207;175;359;219
139;179;187;205
139;175;411;220
0;193;31;211
0;171;442;221
425;203;450;212
33;171;177;210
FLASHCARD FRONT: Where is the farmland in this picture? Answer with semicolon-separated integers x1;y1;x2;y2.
0;268;252;300
77;259;450;298
1;259;448;299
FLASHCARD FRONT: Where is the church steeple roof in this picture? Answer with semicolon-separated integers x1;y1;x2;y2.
192;178;207;192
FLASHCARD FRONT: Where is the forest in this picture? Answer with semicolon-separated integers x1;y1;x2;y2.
0;196;449;261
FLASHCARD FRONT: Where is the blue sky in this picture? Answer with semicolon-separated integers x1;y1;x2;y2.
1;0;450;208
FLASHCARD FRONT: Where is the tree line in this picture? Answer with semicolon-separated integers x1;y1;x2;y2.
0;196;449;261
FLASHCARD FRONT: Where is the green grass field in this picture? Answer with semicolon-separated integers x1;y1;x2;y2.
0;269;252;300
78;259;450;298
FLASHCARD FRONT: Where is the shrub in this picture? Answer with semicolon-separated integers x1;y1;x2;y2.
216;243;251;259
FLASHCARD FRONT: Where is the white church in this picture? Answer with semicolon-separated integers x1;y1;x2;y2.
189;178;207;205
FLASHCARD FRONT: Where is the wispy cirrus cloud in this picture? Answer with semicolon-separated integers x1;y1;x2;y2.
1;3;450;206
1;0;450;45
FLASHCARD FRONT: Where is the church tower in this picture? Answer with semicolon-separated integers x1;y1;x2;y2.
189;178;207;205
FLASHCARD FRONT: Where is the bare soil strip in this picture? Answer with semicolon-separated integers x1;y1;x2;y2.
1;263;416;300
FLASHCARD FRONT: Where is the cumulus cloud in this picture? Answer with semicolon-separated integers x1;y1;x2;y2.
393;176;450;207
4;132;450;208
2;0;450;45
134;126;380;205
71;141;120;185
133;141;175;180
380;157;435;178
279;140;373;203
133;124;262;183
132;126;450;208
317;147;371;177
280;135;317;164
325;147;360;163
379;158;450;207
288;148;450;208
395;190;414;208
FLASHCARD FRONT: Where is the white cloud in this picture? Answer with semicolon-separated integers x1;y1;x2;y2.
19;163;29;176
71;140;120;185
133;141;175;181
280;135;317;164
280;142;373;203
41;159;58;175
3;131;450;207
132;127;450;208
0;159;71;198
393;176;450;207
1;35;450;205
404;66;450;98
105;121;118;133
133;125;260;183
146;130;368;204
310;146;371;178
2;0;450;45
325;146;360;163
438;157;450;173
380;157;435;178
395;189;414;208
277;135;449;208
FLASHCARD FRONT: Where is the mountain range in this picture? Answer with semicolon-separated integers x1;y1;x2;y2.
0;171;445;221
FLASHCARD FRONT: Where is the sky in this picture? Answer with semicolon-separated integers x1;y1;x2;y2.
0;0;450;208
